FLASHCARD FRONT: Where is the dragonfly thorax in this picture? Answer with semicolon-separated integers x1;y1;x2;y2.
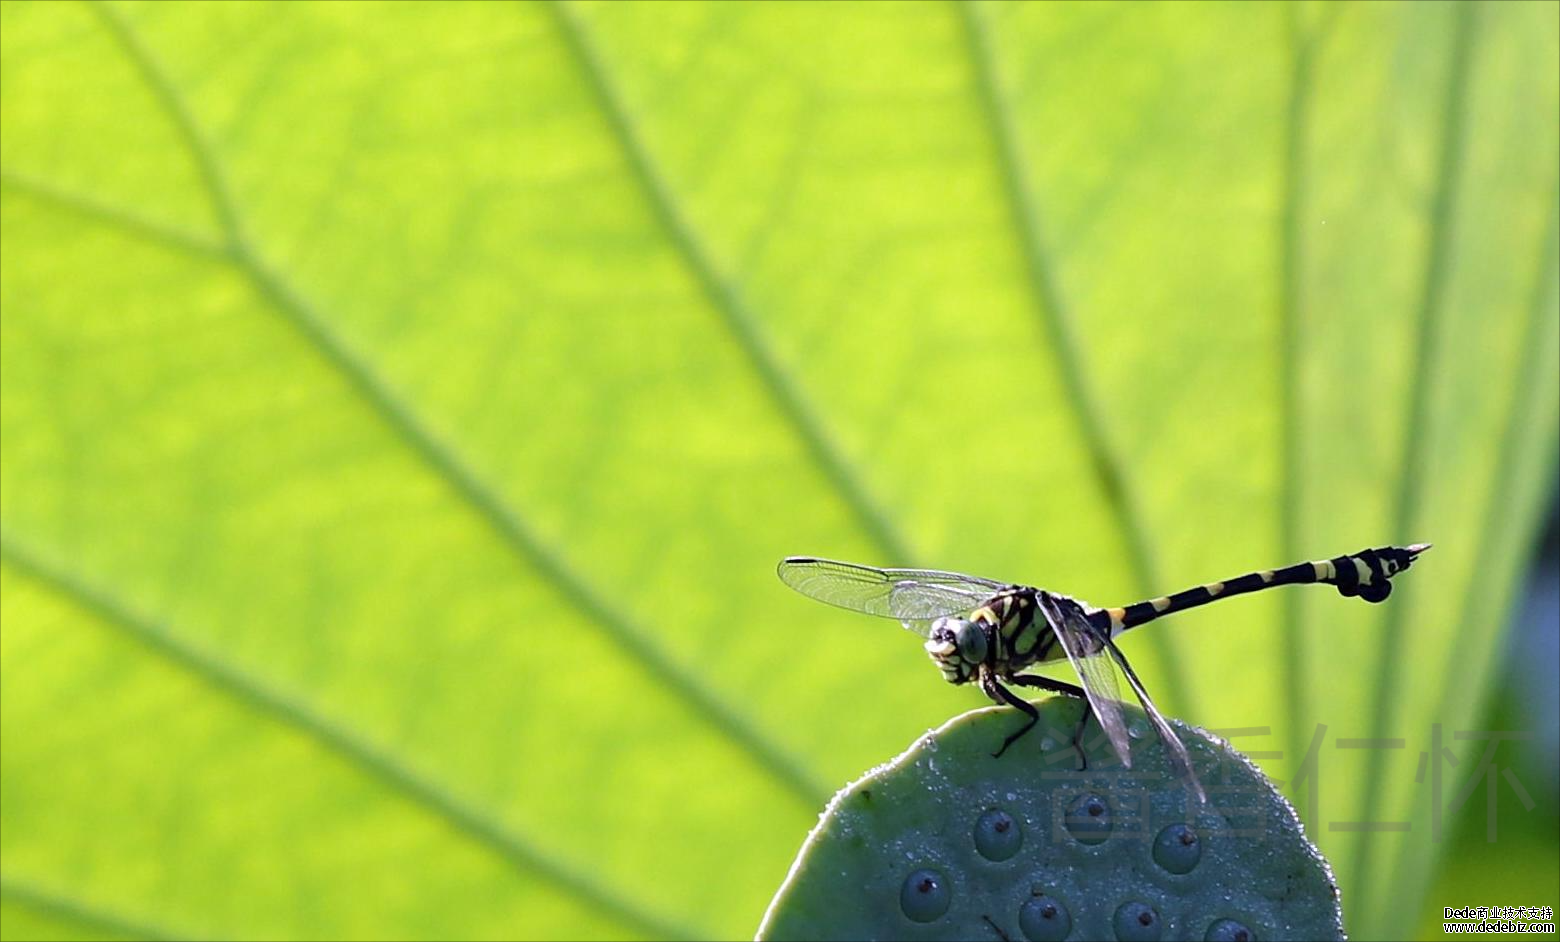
925;615;988;685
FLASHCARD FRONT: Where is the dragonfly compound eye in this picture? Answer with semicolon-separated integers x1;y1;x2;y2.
953;620;988;664
925;618;971;682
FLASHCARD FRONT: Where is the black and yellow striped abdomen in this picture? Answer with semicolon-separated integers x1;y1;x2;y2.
1093;543;1430;635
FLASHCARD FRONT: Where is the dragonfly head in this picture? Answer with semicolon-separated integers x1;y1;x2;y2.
925;616;987;684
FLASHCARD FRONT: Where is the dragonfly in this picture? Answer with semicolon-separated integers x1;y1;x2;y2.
778;543;1431;802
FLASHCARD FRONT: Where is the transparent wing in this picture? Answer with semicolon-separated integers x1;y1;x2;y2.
1040;592;1207;804
1098;632;1207;805
1038;593;1134;770
776;557;1004;624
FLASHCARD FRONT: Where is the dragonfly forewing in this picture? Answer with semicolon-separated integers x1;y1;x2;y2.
1039;593;1135;770
1097;632;1207;805
777;557;1003;630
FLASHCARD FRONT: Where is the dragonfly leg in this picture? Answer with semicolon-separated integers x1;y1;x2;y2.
1012;675;1090;771
983;675;1041;758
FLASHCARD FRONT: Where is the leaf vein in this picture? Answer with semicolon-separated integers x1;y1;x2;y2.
89;1;248;250
1276;1;1344;805
0;875;184;942
1374;176;1560;935
83;0;826;813
542;0;915;564
0;536;701;942
954;0;1192;714
1348;0;1481;910
0;168;232;261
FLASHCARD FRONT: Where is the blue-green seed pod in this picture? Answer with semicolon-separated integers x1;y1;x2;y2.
756;699;1341;941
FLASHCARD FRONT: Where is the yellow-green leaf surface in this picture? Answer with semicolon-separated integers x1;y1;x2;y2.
1;2;1555;940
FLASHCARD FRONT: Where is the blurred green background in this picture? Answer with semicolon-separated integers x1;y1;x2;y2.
1;1;1556;940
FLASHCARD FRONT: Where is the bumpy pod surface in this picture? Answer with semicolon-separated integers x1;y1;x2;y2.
757;698;1342;941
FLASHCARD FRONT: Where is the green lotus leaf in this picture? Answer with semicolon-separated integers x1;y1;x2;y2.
1;2;1554;940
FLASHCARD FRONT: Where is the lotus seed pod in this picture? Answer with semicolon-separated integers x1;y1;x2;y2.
756;698;1342;941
